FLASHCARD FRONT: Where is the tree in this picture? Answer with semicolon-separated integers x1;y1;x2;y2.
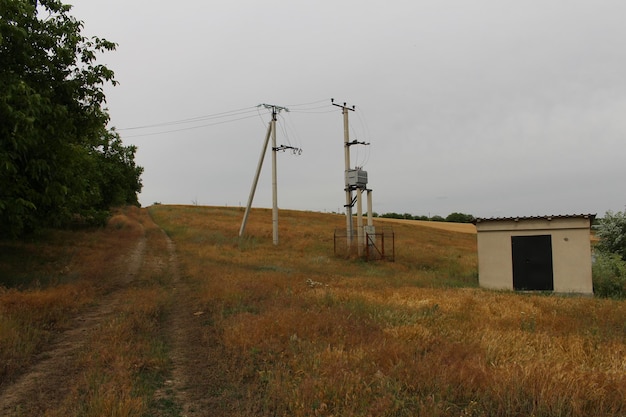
596;210;626;261
0;0;142;236
445;212;476;223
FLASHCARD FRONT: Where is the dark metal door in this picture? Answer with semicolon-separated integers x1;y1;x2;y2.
511;235;554;291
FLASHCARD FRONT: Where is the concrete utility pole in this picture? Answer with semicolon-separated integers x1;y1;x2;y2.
270;107;280;245
239;123;272;238
332;99;374;256
239;104;298;246
332;99;356;248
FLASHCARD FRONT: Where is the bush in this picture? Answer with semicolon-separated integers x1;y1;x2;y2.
592;251;626;298
596;210;626;261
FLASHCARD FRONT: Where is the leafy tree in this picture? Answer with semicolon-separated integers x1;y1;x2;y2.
445;212;476;223
596;210;626;261
0;0;142;235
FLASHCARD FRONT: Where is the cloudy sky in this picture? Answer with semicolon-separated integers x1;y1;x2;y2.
70;0;626;218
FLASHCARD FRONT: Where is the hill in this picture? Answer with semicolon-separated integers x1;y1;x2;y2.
1;205;624;416
375;216;477;234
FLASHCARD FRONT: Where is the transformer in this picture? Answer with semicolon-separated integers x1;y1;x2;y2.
346;169;368;188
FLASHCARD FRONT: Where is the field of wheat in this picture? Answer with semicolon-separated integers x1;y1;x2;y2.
149;205;626;417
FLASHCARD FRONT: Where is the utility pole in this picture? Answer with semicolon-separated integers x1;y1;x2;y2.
239;123;272;238
270;106;281;245
239;103;298;246
332;99;356;249
332;99;373;256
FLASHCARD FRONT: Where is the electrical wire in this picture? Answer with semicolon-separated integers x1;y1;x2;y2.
121;113;261;138
115;100;336;143
286;99;335;114
289;107;336;114
277;113;303;153
347;106;372;169
285;98;330;108
256;106;271;129
116;106;260;131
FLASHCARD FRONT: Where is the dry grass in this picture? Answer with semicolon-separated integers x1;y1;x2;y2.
0;208;139;383
149;205;626;417
46;286;170;417
376;217;477;234
0;207;172;416
4;205;625;416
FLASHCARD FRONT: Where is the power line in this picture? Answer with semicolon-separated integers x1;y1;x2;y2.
285;98;330;107
285;99;335;114
115;100;333;139
289;107;336;114
116;106;261;131
120;113;261;138
278;113;304;151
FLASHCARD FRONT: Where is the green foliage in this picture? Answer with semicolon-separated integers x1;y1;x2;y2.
595;210;626;261
445;212;475;223
0;0;142;236
380;212;403;219
378;212;474;223
592;251;626;299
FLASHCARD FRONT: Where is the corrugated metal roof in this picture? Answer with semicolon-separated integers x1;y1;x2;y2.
473;214;596;224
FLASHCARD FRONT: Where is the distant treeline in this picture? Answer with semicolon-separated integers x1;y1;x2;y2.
372;212;476;223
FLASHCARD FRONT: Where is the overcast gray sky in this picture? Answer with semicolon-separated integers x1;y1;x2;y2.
70;0;626;218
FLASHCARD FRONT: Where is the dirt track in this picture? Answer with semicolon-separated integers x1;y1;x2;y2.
0;210;225;416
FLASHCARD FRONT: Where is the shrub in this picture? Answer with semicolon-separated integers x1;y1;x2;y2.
596;210;626;261
592;251;626;298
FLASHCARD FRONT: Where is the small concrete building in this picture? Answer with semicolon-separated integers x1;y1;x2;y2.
474;214;595;295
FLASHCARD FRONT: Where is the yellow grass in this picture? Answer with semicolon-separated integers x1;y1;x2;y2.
0;207;171;416
3;205;623;416
149;205;626;417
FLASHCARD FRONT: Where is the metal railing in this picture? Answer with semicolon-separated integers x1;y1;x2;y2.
334;227;394;261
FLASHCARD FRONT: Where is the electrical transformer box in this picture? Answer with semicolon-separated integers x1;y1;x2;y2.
346;169;368;188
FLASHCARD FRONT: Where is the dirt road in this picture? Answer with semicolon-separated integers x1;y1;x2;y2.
0;209;225;416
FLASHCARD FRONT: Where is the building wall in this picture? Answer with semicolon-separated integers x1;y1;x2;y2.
476;217;593;294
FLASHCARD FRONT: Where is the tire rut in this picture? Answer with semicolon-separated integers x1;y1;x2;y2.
152;230;212;416
0;228;147;415
0;211;230;416
152;228;234;417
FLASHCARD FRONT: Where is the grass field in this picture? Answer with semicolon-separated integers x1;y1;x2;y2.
1;205;625;416
375;217;477;234
0;207;172;416
150;205;625;417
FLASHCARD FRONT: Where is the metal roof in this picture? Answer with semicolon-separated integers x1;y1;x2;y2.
473;214;596;224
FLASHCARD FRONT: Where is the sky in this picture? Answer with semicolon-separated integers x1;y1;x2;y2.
69;0;626;219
